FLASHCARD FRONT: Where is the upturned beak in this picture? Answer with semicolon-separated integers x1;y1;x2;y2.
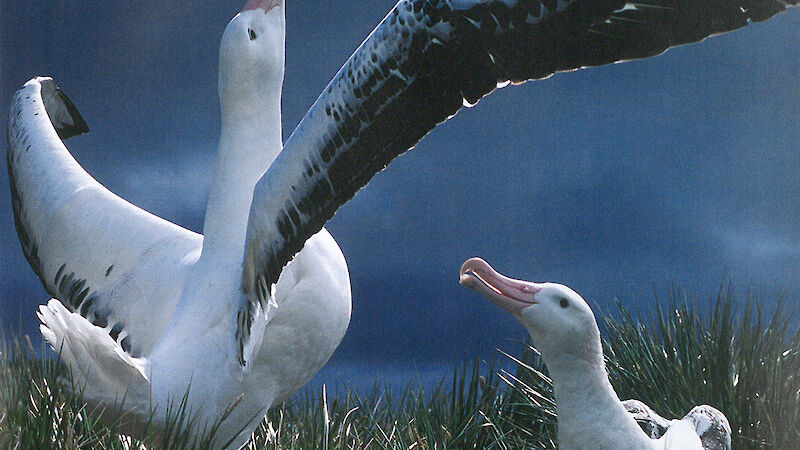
459;257;541;314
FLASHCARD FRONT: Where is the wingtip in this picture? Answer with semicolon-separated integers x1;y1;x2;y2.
37;77;90;140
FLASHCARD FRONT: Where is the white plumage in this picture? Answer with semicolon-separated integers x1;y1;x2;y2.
9;2;350;447
460;257;732;450
7;0;792;447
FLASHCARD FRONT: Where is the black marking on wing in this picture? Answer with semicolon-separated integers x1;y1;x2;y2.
51;264;138;356
8;96;47;292
7;80;136;358
51;266;138;357
237;0;796;362
7;80;88;290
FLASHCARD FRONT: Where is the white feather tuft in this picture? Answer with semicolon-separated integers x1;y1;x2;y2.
38;299;151;384
242;285;277;371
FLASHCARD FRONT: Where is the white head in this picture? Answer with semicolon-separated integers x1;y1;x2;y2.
459;258;604;369
219;0;285;116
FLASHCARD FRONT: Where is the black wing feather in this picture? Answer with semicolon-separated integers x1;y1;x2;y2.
237;0;795;361
38;79;90;140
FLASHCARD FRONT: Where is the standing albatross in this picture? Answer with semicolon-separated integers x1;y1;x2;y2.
459;257;732;449
11;1;351;446
6;0;794;447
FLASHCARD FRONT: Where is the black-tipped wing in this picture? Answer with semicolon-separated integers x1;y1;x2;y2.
36;79;90;140
7;78;202;357
237;0;795;359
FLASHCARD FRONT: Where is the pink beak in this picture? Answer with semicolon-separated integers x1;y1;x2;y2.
460;257;542;314
241;0;281;12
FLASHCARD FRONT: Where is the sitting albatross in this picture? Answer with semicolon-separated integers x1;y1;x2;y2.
459;257;732;449
7;0;793;446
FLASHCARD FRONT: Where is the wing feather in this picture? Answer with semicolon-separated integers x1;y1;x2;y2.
237;0;795;360
7;77;202;357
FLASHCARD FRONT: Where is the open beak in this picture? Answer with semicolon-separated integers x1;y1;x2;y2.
242;0;281;13
459;258;541;314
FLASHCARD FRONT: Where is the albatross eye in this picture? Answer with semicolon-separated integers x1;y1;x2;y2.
249;29;257;40
559;298;569;309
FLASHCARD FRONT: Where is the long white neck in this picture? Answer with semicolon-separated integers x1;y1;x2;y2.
543;346;656;449
201;80;283;265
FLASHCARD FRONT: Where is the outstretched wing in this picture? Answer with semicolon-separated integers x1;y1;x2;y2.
237;0;796;359
7;77;202;357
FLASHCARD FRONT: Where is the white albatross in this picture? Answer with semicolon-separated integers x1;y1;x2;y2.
7;0;792;447
11;1;351;446
459;257;732;450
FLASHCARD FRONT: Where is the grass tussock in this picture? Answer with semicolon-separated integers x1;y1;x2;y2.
2;285;798;449
604;286;800;448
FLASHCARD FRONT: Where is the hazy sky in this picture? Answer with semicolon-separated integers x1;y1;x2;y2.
1;2;798;389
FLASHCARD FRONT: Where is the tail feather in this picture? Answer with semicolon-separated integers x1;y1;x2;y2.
38;299;151;409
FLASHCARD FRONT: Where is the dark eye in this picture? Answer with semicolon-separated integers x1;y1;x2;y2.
249;29;257;40
559;298;569;309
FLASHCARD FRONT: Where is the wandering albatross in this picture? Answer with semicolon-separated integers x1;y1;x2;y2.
459;257;732;449
11;1;350;446
6;0;794;446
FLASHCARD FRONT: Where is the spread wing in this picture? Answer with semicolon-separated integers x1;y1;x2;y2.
237;0;796;362
7;77;203;356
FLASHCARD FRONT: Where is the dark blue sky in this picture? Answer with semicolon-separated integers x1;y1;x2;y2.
1;2;799;389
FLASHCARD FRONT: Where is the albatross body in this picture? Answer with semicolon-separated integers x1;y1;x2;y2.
10;1;350;446
7;0;793;446
459;257;732;450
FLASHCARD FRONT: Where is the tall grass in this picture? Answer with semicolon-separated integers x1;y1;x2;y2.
604;287;800;448
2;285;798;449
0;338;238;449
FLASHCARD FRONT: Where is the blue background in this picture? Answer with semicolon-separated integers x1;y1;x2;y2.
1;2;798;390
